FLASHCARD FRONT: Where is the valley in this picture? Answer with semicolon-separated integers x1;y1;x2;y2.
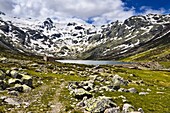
0;12;170;113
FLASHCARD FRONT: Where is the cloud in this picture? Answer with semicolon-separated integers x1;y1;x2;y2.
0;0;136;24
139;6;166;15
0;0;168;25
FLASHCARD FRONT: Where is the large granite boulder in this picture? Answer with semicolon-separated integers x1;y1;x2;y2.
112;75;128;90
0;70;5;80
122;103;135;113
84;96;117;113
74;88;92;99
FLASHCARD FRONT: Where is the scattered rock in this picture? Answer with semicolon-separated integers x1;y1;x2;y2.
128;88;138;93
8;90;19;96
104;107;120;113
112;74;128;90
74;88;92;99
118;88;129;92
138;108;144;113
85;96;117;113
4;98;20;106
8;78;22;85
0;70;5;80
139;92;149;96
122;103;135;113
21;74;33;87
0;57;7;63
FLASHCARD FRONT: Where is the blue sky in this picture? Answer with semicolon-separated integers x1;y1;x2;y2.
0;0;169;25
123;0;170;13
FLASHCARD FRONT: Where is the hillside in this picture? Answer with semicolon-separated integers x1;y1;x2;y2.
0;13;170;60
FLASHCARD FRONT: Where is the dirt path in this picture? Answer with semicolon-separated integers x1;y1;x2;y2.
51;82;65;113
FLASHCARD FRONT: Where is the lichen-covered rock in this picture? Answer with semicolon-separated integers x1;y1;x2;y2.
0;57;7;63
4;98;20;106
6;70;22;79
0;70;5;80
128;88;138;93
8;78;22;85
84;96;117;113
122;103;135;113
0;80;8;90
21;74;33;87
104;107;120;113
74;88;92;99
139;92;149;96
112;75;128;90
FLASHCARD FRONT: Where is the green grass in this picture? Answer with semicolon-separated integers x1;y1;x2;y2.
1;47;170;113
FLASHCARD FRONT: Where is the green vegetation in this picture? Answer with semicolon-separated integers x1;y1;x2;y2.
0;46;170;113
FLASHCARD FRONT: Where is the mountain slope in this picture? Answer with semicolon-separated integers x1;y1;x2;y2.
0;13;170;60
81;14;170;60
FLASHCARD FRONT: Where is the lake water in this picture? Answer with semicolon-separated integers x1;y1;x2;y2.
56;60;131;65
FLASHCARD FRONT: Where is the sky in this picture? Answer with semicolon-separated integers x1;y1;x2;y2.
0;0;169;25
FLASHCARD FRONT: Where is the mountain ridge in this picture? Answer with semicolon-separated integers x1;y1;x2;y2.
0;13;170;60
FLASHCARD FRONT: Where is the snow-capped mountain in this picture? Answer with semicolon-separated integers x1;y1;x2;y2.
0;12;170;60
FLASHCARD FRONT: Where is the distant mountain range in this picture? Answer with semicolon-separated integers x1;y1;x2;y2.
0;12;170;60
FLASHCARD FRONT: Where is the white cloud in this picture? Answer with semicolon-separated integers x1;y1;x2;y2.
0;0;135;24
0;0;168;25
139;6;166;15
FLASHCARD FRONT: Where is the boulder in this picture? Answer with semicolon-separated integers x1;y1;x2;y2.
122;103;135;113
21;74;33;87
104;107;120;113
8;91;19;96
6;70;22;79
128;88;138;93
85;96;117;113
74;88;92;99
138;108;144;113
0;57;7;63
139;92;149;96
4;98;20;106
8;78;22;85
112;75;128;90
118;88;129;92
29;63;39;67
0;80;8;90
0;70;5;80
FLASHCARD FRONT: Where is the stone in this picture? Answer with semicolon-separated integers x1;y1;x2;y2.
122;103;135;113
29;63;39;67
85;96;117;113
99;86;113;92
0;57;7;63
74;88;92;99
35;69;42;72
138;108;144;113
7;70;22;79
21;74;33;87
112;74;128;90
8;91;19;96
139;92;149;96
0;80;8;90
4;98;20;106
8;78;22;85
104;107;120;113
76;96;87;107
0;70;5;80
14;84;32;92
128;88;138;93
118;88;129;92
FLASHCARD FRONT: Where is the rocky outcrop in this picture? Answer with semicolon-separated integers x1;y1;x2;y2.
0;69;33;93
68;74;145;112
84;96;117;112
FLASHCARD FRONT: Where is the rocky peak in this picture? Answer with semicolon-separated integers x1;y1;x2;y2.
0;11;5;16
43;18;53;30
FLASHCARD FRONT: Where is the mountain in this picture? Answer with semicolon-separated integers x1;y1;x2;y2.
0;13;170;60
